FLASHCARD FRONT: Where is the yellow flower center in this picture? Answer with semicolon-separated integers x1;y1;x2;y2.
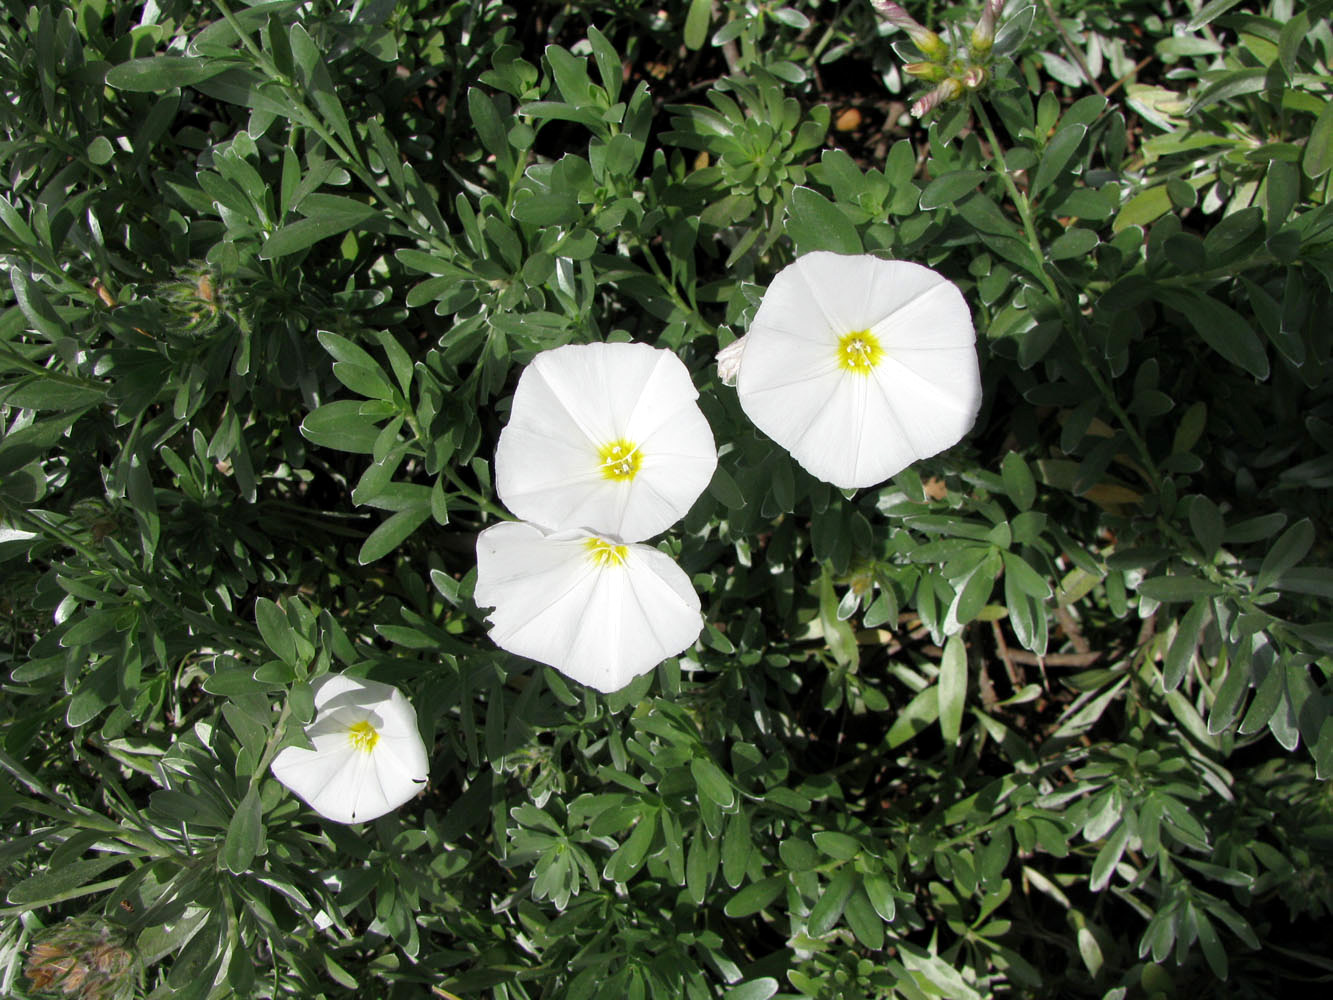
584;537;628;567
347;720;379;753
836;329;884;374
597;438;641;481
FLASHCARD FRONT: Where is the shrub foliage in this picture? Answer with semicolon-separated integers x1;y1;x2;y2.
2;1;1332;997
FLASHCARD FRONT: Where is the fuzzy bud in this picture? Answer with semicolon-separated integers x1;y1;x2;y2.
872;1;950;62
971;0;1006;55
25;921;137;1000
910;77;963;118
903;61;950;83
962;65;987;90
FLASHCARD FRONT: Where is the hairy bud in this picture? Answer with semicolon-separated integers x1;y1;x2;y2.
910;78;963;118
872;1;950;61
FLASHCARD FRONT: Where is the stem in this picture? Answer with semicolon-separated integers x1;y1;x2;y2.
212;0;450;255
637;240;713;340
970;95;1162;491
444;468;511;522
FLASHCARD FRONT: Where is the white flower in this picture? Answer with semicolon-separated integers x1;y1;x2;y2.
474;520;703;693
270;674;429;824
734;252;981;490
494;341;717;543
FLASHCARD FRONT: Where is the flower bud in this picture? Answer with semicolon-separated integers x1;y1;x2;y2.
872;1;950;62
971;0;1006;55
910;77;963;119
716;335;747;387
903;61;949;83
962;66;987;90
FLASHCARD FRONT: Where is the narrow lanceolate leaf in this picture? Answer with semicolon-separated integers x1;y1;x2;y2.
1155;288;1269;380
358;506;431;564
222;788;264;875
1304;99;1333;179
105;56;224;92
6;856;130;906
938;634;967;746
1032;123;1087;194
260;202;380;259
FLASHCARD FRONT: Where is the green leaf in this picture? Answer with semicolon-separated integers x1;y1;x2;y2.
938;634;967;747
1048;227;1099;260
684;0;711;50
1304;99;1333;179
1033;123;1087;194
255;597;298;666
920;170;989;211
1112;185;1171;233
1257;518;1314;591
358;506;431;564
6;856;129;906
691;756;736;809
723;876;785;917
105;56;223;92
786;186;862;254
723;979;780;1000
1089;822;1129;891
1137;575;1224;603
707;465;746;509
260;201;380;259
1002;552;1052;600
886;686;940;748
1155;288;1269;379
1187;0;1246;29
843;886;885;949
301;400;383;453
9;267;69;341
808;867;856;936
1163;600;1207;693
722;808;753;887
1001;452;1036;510
1077;926;1104;977
222;788;264;875
2;380;106;411
603;809;658;883
1187;67;1267;115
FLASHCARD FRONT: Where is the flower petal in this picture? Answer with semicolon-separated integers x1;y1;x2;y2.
736;253;980;489
495;342;716;541
474;521;702;693
271;673;429;824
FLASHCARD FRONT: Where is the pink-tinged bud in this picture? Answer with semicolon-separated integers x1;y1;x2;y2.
872;1;950;61
910;77;963;118
903;61;949;83
962;66;987;90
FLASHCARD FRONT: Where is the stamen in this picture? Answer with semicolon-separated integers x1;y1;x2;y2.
584;537;628;567
836;329;885;374
597;438;642;481
347;720;379;753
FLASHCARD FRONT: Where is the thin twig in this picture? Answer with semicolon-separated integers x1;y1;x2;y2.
991;620;1025;688
1104;55;1154;99
1040;0;1105;96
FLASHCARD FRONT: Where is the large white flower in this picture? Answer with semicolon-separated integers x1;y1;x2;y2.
732;252;981;490
495;341;717;542
474;520;702;693
270;674;429;824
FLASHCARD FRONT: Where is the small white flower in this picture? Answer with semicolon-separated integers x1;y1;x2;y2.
270;674;428;824
495;342;717;543
735;252;981;490
474;520;703;693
